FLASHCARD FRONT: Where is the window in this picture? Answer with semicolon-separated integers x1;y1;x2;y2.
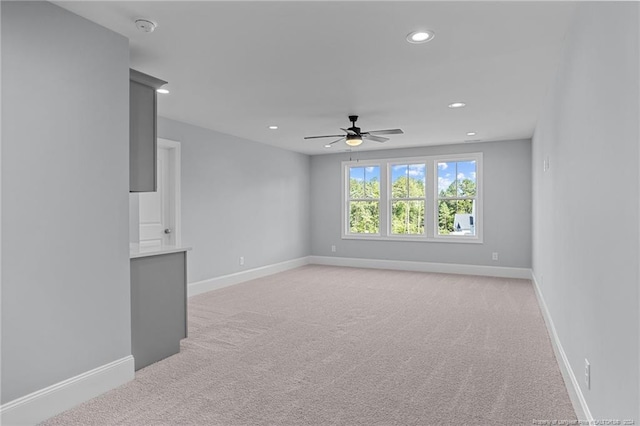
342;153;482;242
390;163;426;235
347;165;380;234
437;160;477;236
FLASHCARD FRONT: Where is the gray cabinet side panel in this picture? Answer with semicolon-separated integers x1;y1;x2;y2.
130;80;157;192
130;252;186;370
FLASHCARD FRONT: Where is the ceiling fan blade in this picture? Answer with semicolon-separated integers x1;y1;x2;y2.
304;134;346;140
328;137;345;145
340;128;357;135
365;129;404;135
364;134;389;143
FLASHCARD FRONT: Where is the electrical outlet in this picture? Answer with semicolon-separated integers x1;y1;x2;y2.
239;256;244;266
492;252;499;261
331;245;336;253
585;359;590;390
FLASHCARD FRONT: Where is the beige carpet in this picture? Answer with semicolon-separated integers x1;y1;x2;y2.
42;265;576;425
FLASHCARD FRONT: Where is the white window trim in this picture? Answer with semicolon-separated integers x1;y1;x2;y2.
341;153;483;244
387;161;428;238
432;153;483;244
342;159;383;238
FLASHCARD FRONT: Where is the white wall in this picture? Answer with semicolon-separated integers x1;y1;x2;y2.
532;2;639;419
1;1;131;403
310;140;532;268
157;117;311;283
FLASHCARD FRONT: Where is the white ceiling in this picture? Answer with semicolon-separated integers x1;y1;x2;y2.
56;1;577;155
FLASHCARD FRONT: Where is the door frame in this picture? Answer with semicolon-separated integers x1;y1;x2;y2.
157;138;182;246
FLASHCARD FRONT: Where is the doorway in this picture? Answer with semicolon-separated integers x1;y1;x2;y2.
136;138;181;248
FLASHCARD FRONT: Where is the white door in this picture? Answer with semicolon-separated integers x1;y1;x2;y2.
138;139;181;248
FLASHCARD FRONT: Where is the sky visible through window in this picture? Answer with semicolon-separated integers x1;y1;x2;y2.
391;164;426;183
350;162;476;196
438;161;476;195
352;166;428;181
350;167;380;182
349;166;380;199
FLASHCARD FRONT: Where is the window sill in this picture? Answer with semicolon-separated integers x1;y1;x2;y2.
342;234;483;244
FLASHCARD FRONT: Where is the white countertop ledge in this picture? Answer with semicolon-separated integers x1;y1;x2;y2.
130;244;192;259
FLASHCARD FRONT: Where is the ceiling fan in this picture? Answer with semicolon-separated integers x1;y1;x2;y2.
304;115;404;147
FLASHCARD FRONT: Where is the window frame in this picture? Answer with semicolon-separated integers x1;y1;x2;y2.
432;153;483;243
342;160;383;238
387;161;428;237
341;153;483;243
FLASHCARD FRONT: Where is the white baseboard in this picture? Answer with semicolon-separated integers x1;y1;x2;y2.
188;256;310;297
309;255;532;279
0;355;134;426
188;256;530;299
530;272;593;423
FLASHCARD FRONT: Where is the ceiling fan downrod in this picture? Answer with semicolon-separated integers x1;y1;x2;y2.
348;115;360;133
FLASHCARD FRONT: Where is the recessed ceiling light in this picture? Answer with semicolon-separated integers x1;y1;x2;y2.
448;102;466;108
406;30;435;44
466;132;476;136
268;125;278;130
324;144;332;148
156;88;169;94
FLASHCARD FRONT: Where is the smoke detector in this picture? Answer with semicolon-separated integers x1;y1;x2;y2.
135;19;157;33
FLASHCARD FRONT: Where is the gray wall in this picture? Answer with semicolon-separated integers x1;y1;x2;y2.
310;140;531;268
158;117;311;283
532;2;639;420
129;194;140;244
1;2;131;403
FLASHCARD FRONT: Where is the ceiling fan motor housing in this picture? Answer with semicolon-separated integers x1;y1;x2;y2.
346;113;363;146
347;115;361;134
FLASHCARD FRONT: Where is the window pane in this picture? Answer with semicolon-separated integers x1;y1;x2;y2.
364;166;380;199
349;167;365;198
438;200;475;235
349;201;379;234
391;165;408;198
350;166;380;199
392;164;426;198
391;200;407;234
408;164;426;197
392;200;425;235
456;160;477;197
438;162;456;196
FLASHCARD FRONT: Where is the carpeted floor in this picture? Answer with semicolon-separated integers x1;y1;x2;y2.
42;265;576;425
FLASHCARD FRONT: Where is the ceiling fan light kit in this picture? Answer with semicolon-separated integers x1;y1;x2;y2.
345;134;363;147
304;115;403;148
